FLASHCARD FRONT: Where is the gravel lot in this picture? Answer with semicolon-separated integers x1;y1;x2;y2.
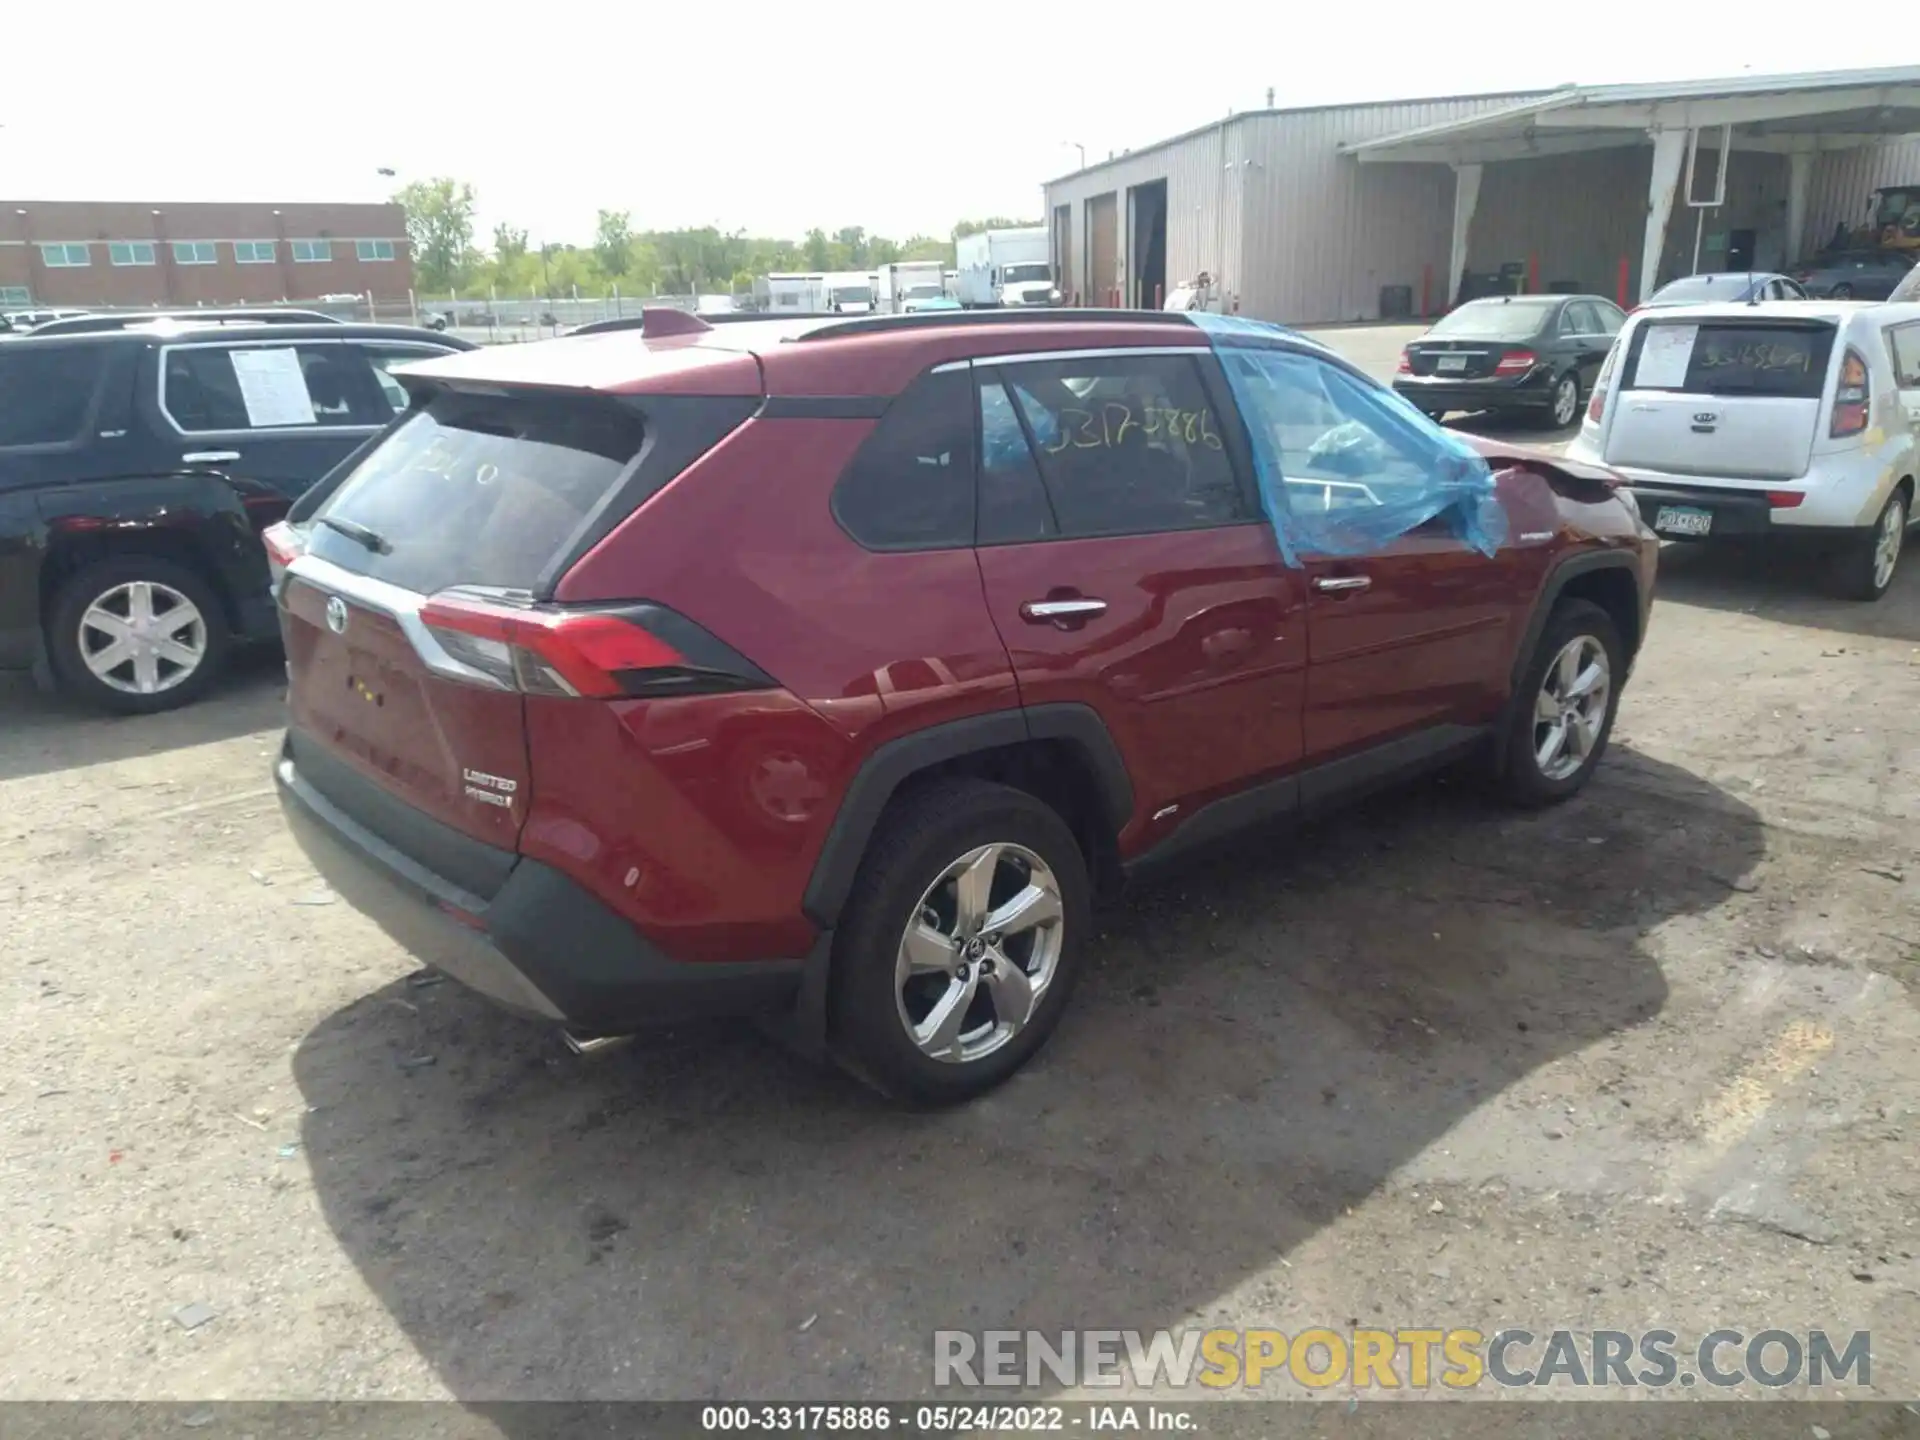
3;325;1917;1410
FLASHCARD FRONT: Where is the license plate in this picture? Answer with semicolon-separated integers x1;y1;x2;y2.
1436;354;1469;373
1654;505;1713;537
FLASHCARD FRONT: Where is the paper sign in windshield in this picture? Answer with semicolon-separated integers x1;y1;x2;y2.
230;348;316;427
1633;324;1698;390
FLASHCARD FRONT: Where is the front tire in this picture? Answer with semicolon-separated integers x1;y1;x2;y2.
828;778;1091;1105
47;556;231;714
1833;490;1906;601
1494;599;1625;807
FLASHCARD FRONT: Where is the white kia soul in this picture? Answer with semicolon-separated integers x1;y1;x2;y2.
1568;299;1920;600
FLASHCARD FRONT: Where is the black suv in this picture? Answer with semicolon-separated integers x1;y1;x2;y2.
0;321;471;712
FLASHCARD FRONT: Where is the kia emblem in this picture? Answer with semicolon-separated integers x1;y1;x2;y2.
1693;411;1719;424
325;596;349;635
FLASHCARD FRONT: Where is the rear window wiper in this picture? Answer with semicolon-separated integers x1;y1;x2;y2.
315;515;392;555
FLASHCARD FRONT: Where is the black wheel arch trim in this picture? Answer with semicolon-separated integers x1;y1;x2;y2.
800;702;1132;929
1494;548;1641;769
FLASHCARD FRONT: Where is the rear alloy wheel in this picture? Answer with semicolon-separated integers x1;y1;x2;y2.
1834;490;1906;601
1494;598;1625;807
1831;283;1855;299
829;778;1089;1104
47;557;231;714
1548;372;1581;428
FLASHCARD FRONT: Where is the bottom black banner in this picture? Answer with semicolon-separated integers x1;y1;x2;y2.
0;1402;1915;1440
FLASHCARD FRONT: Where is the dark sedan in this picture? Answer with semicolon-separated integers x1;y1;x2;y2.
1788;249;1915;299
1637;271;1806;308
1392;293;1626;427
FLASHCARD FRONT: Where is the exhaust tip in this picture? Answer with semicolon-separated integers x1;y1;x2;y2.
563;1030;634;1057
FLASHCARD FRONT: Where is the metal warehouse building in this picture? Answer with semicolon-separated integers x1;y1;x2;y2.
1043;65;1920;324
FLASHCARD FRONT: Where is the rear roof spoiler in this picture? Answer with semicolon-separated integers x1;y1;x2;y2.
569;308;715;339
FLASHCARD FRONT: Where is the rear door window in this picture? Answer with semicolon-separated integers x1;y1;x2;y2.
0;343;107;447
996;353;1247;538
1623;321;1835;398
1887;324;1920;390
161;343;395;433
308;389;645;594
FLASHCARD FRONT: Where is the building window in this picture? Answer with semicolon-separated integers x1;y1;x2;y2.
109;242;157;267
234;241;277;264
355;239;396;262
0;286;29;305
39;243;91;267
173;242;218;265
291;239;331;263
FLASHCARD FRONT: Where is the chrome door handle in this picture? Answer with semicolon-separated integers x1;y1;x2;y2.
182;450;241;465
1020;597;1108;622
1311;575;1372;593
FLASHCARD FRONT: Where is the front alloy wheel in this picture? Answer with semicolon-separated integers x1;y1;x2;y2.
1533;635;1611;781
895;842;1064;1064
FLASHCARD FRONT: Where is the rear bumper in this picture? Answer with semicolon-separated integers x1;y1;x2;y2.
275;742;806;1032
1392;371;1555;412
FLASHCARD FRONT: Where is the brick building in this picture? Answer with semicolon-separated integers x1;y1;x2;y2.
0;200;413;309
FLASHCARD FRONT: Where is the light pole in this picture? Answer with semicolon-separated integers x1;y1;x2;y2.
1065;141;1086;170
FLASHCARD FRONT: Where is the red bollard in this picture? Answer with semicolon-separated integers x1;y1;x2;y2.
1616;257;1629;309
1420;263;1431;319
1527;254;1539;294
1153;283;1163;309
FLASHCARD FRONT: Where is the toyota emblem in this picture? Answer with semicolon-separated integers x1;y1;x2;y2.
325;596;349;635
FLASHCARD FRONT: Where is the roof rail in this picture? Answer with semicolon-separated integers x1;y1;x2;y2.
25;307;344;337
795;307;1198;341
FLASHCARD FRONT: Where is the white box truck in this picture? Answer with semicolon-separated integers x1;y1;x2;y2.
874;261;950;314
822;272;874;313
758;272;828;312
954;227;1056;308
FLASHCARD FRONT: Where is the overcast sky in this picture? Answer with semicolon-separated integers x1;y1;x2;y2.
3;5;1894;245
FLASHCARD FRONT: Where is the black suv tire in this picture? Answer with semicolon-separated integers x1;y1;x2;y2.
47;556;232;714
1494;598;1625;807
828;777;1091;1105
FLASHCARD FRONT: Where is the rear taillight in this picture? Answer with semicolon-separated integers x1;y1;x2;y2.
1587;342;1621;425
263;521;305;591
1396;348;1412;374
419;591;771;700
1495;349;1538;375
1830;347;1870;438
1766;491;1805;509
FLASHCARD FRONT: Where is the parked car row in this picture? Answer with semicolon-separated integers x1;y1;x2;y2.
0;317;471;710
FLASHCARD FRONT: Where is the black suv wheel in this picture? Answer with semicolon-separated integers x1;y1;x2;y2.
47;556;232;714
828;777;1091;1105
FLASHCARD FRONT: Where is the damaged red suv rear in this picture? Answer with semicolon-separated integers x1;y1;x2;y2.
269;308;1656;1104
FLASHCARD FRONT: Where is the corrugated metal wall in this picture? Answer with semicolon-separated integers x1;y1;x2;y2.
1044;97;1920;324
1238;97;1532;324
1043;123;1231;307
1804;139;1920;251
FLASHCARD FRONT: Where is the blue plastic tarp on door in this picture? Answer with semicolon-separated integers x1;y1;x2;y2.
1190;312;1507;568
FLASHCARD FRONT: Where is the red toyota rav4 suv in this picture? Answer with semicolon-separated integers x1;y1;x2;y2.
268;309;1655;1104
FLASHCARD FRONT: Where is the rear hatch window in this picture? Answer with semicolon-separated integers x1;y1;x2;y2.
306;389;644;596
1622;319;1834;398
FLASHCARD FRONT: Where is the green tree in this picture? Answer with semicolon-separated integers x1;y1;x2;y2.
834;226;869;266
952;216;1042;240
594;209;635;279
802;228;831;272
492;224;528;262
393;178;477;292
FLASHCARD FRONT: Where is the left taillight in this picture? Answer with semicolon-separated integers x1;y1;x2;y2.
1586;341;1621;425
263;521;305;592
418;590;773;701
1830;347;1871;438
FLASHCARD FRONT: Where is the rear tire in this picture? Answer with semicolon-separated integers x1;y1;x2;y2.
46;556;231;715
1832;490;1906;602
1546;371;1581;429
1831;283;1855;299
827;778;1091;1106
1493;599;1625;808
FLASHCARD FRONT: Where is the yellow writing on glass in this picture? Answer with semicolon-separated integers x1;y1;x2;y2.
1044;403;1224;454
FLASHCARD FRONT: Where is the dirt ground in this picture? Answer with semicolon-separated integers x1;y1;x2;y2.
2;327;1918;1411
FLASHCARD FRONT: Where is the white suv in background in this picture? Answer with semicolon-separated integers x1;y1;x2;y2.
1568;300;1920;600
